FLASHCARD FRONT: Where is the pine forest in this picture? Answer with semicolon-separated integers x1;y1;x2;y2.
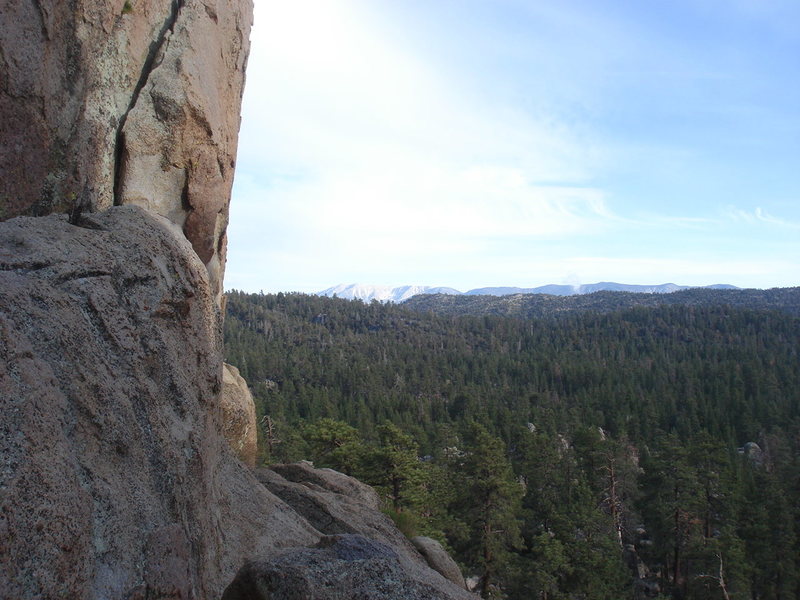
224;289;800;600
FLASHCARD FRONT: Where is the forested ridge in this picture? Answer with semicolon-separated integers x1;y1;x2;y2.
402;287;800;319
224;290;800;599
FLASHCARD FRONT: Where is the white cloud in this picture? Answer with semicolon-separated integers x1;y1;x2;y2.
239;0;598;176
226;1;800;292
269;165;611;239
231;1;613;273
724;206;800;229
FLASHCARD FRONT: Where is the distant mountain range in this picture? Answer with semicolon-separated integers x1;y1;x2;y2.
317;282;739;303
317;284;462;303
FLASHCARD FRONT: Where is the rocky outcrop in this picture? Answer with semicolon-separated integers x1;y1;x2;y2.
221;362;258;467
270;461;382;510
222;535;464;600
0;209;472;599
412;536;467;589
257;467;414;558
0;0;252;297
256;464;472;598
0;208;314;598
737;441;764;465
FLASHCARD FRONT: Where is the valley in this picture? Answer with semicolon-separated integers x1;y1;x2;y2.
225;288;800;599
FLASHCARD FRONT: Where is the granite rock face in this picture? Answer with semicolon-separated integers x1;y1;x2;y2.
412;536;468;589
222;535;466;600
0;0;252;297
116;0;252;297
0;208;318;599
221;362;258;467
269;461;383;511
0;209;472;599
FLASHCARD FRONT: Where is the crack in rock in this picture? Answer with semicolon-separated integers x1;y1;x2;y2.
113;0;186;206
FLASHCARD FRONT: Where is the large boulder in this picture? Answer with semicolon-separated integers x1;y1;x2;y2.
221;362;258;467
256;465;474;599
222;535;466;600
412;536;467;589
269;461;382;510
0;208;318;599
257;466;412;557
0;0;253;298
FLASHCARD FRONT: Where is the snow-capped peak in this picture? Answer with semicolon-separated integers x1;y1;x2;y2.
317;282;739;303
317;284;461;303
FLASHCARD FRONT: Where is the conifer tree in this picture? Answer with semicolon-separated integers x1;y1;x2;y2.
638;433;704;597
303;418;364;475
454;422;523;598
363;421;426;512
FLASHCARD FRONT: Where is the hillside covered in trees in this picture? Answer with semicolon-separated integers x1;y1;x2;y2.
402;286;800;320
224;290;800;599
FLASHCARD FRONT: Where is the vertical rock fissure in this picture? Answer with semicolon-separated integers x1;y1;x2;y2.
180;167;191;211
113;0;185;206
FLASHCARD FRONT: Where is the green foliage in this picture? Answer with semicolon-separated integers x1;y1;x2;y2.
224;291;800;600
513;428;631;599
508;532;570;599
385;508;419;539
302;418;363;475
122;0;133;14
362;422;427;512
453;423;523;596
403;286;800;319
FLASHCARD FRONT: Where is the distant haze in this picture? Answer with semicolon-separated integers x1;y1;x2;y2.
317;282;740;303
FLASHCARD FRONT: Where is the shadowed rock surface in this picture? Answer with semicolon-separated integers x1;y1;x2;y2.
269;461;382;511
257;467;433;571
222;535;466;600
0;208;317;598
257;465;472;598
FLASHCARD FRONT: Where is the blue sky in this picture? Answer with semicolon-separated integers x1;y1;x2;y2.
226;0;799;293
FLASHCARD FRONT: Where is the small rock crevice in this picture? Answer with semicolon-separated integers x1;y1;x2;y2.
113;0;186;206
0;260;50;273
51;269;112;286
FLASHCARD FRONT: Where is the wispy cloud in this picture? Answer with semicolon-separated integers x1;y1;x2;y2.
724;206;800;229
268;166;612;239
231;0;615;281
